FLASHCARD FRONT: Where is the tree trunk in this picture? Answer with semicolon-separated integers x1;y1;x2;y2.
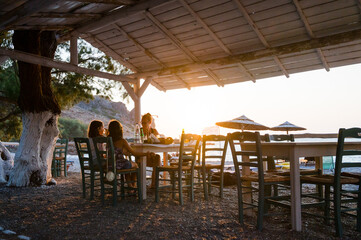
7;112;59;186
7;30;60;187
0;141;14;183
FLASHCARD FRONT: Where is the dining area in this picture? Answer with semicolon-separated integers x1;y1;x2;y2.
71;113;361;238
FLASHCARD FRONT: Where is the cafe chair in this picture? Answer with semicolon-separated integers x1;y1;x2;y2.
300;127;361;237
155;133;201;205
194;135;227;200
74;137;100;200
52;138;68;177
301;128;361;237
228;131;290;230
93;136;142;205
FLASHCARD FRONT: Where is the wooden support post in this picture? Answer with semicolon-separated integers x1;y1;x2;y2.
70;36;78;65
134;78;141;124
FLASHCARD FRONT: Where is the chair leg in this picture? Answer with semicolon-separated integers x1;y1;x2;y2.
325;185;330;224
334;185;343;237
257;184;265;231
220;170;224;199
121;175;125;200
90;171;95;200
171;172;176;199
113;177;118;206
137;169;142;203
357;183;361;232
155;168;160;203
179;171;183;205
190;170;194;202
236;180;244;224
81;172;86;198
64;160;67;177
202;169;208;200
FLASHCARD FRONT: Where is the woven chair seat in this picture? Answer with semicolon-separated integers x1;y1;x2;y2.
301;174;359;184
268;169;320;176
55;156;66;160
341;172;361;179
240;174;290;183
158;165;192;171
115;167;138;173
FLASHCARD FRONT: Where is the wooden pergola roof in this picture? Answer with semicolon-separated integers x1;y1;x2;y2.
1;0;361;93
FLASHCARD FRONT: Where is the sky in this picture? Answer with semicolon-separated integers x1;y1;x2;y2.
119;63;361;139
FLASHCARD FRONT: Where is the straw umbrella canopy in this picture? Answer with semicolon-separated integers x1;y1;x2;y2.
216;115;269;131
271;121;306;134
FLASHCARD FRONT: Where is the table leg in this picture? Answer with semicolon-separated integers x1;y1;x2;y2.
163;152;168;184
289;151;302;231
139;156;147;200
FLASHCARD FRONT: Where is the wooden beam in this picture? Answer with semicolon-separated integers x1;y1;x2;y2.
74;0;137;4
293;0;330;71
32;12;102;18
86;33;139;72
70;36;78;65
237;63;255;83
0;56;9;65
63;0;174;37
0;0;62;31
0;48;136;84
174;74;191;90
113;23;165;67
273;56;289;78
6;25;72;31
233;0;289;78
178;0;231;55
122;81;138;101
131;29;361;78
144;9;223;86
138;77;152;98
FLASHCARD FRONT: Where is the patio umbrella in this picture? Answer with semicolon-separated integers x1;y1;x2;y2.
271;121;306;134
216;115;269;131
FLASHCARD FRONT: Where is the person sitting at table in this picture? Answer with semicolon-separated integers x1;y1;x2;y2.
107;119;159;188
141;113;160;143
87;120;106;167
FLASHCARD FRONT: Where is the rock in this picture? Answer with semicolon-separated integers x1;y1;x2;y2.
3;229;16;235
18;235;31;240
62;96;134;137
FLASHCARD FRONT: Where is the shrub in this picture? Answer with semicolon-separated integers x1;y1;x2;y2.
58;117;88;140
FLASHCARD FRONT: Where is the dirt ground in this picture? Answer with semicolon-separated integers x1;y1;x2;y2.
1;172;361;240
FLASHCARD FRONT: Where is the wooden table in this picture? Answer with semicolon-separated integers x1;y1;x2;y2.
240;141;361;232
131;143;180;200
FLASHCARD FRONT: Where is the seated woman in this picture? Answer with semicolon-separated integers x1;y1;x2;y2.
141;113;162;187
141;113;160;143
87;120;106;166
108;119;152;187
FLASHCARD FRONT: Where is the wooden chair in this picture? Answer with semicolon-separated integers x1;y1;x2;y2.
301;127;361;237
74;137;100;199
92;136;142;205
155;133;201;205
228;131;290;230
52;138;68;177
194;135;227;200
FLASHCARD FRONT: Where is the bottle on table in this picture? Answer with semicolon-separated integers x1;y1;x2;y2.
134;123;141;143
140;127;144;143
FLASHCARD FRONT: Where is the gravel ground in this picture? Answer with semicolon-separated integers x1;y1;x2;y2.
1;172;361;240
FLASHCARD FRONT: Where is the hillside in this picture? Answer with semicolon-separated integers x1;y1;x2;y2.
61;96;135;138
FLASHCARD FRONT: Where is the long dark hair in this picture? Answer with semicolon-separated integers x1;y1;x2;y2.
87;120;103;138
108;119;123;142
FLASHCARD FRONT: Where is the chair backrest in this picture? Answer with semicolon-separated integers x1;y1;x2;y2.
227;131;264;183
74;137;94;172
53;138;68;159
201;135;227;167
265;134;294;142
92;136;116;173
178;133;202;170
334;128;361;184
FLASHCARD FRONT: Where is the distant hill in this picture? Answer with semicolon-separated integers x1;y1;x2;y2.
61;96;135;138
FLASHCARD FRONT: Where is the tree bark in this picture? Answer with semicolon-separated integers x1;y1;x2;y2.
0;141;14;183
7;30;60;187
